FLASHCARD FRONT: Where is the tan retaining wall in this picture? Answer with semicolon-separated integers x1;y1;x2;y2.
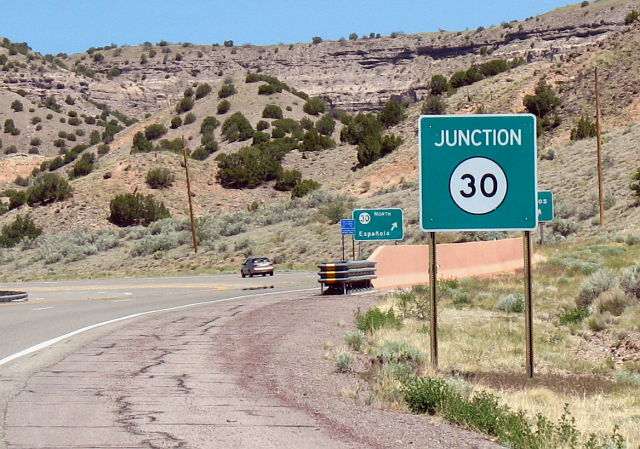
369;237;529;290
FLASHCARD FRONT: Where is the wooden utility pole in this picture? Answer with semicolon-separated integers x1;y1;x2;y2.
595;68;605;226
182;138;198;254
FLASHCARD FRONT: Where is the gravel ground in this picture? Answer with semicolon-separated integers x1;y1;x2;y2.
5;291;502;448
219;292;502;449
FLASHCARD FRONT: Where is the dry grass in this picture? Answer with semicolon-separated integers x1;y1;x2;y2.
361;238;640;447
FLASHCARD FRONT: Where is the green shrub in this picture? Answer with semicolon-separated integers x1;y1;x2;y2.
218;83;236;99
200;116;220;134
495;293;525;313
262;104;283;119
130;233;183;257
378;99;406;128
0;214;42;248
376;340;426;366
258;84;279;95
132;132;153;153
576;268;616;308
291;179;320;198
256;120;270;131
170;116;182;129
344;330;367;352
272;118;302;137
403;376;451;415
587;312;616;332
246;73;308;99
271;127;286;139
570;116;597;141
619;263;640;298
625;10;639;24
4;189;27;210
101;120;124;144
10;99;23;112
252;131;270;145
176;96;194;114
274;169;302;191
89;130;101;145
303;97;326;116
396;289;430;320
190;147;210;160
216;145;282;188
297;117;311;131
195;83;212;99
69;152;95;178
478;59;508;77
594;287;629;316
3;145;17;155
146;167;174;189
335;351;354;373
183;112;196;125
217;99;230;114
630;168;640;199
4;119;16;134
550;218;578;237
340;113;384;145
315;114;335;136
109;193;171;227
448;69;469;88
403;377;625;448
357;134;403;167
558;306;590;325
26;173;72;206
429;74;450;96
301;129;335;151
421;95;446;115
144;123;167;141
523;79;561;119
199;133;219;154
354;307;402;333
221;112;253;142
47;156;65;171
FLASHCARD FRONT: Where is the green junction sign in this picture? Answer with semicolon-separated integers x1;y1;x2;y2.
353;208;404;241
419;114;538;232
537;191;554;223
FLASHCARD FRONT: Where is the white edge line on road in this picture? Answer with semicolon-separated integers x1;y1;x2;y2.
31;307;53;311
112;299;132;303
0;287;316;367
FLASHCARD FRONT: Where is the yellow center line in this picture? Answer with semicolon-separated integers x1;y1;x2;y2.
8;284;230;293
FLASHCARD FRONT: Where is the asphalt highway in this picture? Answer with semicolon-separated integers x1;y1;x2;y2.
0;271;318;364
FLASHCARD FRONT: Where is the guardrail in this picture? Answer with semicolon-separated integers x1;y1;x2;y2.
0;291;28;303
317;260;377;295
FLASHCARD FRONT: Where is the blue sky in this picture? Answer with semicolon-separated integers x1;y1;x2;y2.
1;0;577;55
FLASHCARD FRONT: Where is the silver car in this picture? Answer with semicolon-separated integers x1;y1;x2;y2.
241;257;274;277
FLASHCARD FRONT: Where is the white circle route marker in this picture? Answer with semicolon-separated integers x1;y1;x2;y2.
449;157;507;215
358;212;371;225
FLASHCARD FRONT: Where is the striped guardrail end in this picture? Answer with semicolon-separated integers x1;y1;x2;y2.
0;291;29;303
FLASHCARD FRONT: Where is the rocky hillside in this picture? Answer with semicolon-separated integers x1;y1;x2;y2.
0;0;640;280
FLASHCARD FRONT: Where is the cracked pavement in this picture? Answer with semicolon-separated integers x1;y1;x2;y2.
4;291;499;449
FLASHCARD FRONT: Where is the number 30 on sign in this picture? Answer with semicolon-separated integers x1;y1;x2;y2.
419;114;538;232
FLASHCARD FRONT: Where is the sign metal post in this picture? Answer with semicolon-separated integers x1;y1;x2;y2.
429;231;438;371
419;114;538;376
340;219;355;261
